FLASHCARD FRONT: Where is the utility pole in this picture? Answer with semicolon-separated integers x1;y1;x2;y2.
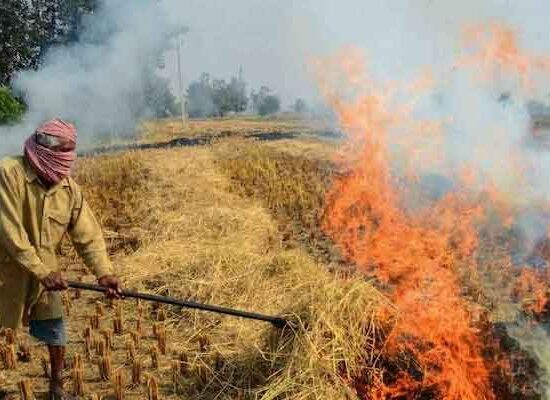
176;35;187;128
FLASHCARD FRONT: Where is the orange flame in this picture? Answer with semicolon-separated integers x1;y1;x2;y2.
460;23;550;91
317;23;550;400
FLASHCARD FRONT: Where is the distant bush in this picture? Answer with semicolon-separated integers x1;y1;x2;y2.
0;86;24;125
251;86;281;116
258;95;280;116
187;72;248;118
293;98;308;113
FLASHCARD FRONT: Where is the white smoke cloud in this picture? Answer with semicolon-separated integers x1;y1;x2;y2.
0;0;185;155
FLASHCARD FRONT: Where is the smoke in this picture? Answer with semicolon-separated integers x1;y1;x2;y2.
0;0;185;156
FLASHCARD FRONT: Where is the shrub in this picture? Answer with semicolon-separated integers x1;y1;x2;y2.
0;86;24;125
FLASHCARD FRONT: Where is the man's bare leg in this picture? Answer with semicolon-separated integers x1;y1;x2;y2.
48;345;66;397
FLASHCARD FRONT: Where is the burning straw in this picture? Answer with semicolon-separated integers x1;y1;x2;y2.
313;23;550;400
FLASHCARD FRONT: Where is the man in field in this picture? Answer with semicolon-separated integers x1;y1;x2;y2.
0;119;122;399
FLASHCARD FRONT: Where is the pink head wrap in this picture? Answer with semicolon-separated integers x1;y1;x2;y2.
24;119;77;186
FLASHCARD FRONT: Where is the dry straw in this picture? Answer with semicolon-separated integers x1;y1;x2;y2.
96;301;105;317
132;358;142;385
5;328;16;345
99;354;113;381
40;355;50;378
101;329;114;351
155;324;167;355
18;341;31;362
114;303;124;335
149;345;159;369
62;294;72;317
125;340;136;365
147;376;159;400
113;370;124;400
2;344;17;369
72;354;85;396
84;336;93;360
18;380;34;400
90;314;100;330
74;141;390;399
171;360;180;392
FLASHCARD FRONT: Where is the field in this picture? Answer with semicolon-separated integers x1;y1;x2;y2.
1;115;547;400
0;117;390;399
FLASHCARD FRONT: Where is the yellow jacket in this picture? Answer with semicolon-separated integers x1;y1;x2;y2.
0;156;112;328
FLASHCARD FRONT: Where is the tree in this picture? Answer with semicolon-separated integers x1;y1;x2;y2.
0;86;25;125
187;72;249;118
60;0;98;43
144;72;180;118
211;79;232;117
251;86;270;113
251;86;280;116
258;95;280;116
293;98;308;113
227;75;248;113
0;0;97;86
187;73;216;118
0;0;42;86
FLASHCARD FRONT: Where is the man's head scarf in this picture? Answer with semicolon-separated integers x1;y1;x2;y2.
24;119;77;186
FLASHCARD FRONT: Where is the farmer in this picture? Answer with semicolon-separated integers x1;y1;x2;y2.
0;119;122;399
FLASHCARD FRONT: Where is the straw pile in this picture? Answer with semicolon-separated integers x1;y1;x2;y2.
72;141;390;399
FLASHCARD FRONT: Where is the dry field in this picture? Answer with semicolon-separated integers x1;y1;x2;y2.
0;118;390;399
138;115;335;143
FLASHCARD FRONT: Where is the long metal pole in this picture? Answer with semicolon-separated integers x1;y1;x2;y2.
67;280;288;328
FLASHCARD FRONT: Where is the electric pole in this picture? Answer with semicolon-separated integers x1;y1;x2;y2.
176;35;187;128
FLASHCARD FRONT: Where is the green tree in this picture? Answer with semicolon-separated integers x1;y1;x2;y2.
212;79;231;117
258;95;280;116
144;72;180;118
187;73;216;118
251;86;280;116
227;75;248;113
0;0;42;85
0;0;97;86
0;86;25;125
187;72;249;118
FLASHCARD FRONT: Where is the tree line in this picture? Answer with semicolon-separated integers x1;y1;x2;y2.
186;72;282;118
0;1;307;126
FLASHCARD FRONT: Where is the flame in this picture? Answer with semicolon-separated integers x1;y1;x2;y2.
460;23;550;90
316;23;550;400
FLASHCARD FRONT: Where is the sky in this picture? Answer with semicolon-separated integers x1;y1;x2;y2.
3;0;550;152
160;0;550;107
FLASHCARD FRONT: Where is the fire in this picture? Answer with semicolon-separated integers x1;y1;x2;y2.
460;23;550;91
317;24;550;400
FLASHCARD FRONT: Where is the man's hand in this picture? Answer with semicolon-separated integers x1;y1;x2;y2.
98;275;123;299
40;272;68;291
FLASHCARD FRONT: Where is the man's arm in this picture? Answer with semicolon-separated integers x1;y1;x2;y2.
68;189;121;297
0;165;50;279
